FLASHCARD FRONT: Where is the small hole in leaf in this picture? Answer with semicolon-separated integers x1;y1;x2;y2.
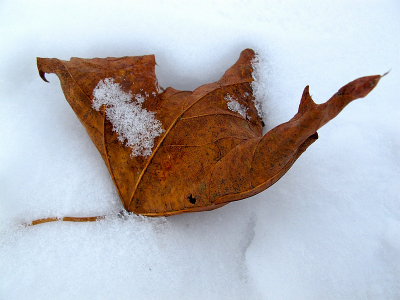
188;194;196;204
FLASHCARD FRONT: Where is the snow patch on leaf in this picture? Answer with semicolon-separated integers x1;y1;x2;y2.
225;94;248;119
250;55;265;120
92;78;164;157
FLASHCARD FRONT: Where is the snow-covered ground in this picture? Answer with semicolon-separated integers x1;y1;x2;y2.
1;0;399;299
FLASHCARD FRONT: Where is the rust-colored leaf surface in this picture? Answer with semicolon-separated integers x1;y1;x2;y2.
37;49;382;217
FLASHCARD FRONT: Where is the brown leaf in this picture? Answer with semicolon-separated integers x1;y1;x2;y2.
37;49;382;217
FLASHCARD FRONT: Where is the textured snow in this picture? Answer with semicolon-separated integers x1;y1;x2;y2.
1;0;400;299
92;78;164;157
251;55;265;119
225;94;248;119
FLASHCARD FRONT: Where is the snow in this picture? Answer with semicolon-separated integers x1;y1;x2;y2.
92;78;164;157
251;54;265;119
225;94;248;119
1;0;399;299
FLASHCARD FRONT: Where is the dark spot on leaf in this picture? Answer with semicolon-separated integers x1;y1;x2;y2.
188;194;196;204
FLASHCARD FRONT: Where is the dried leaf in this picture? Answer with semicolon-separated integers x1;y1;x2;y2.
36;49;382;218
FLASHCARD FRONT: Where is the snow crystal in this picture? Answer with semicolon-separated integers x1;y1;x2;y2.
225;94;248;119
92;78;164;157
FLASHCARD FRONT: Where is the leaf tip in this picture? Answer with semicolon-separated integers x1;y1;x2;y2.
298;85;316;114
37;57;49;83
336;74;382;100
382;69;390;77
39;69;49;82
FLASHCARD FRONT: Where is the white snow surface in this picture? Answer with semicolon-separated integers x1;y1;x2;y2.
92;78;164;157
1;0;399;299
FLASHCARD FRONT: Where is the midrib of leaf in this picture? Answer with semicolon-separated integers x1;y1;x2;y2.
127;80;252;209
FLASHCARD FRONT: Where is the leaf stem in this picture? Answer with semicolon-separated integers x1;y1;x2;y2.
23;216;106;227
